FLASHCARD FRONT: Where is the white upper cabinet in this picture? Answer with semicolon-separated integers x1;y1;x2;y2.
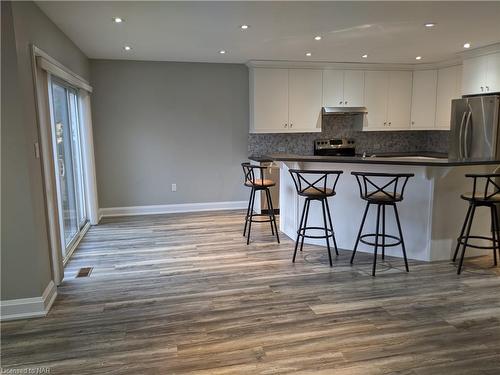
249;68;322;133
288;69;323;132
343;70;365;107
462;52;500;95
364;71;389;130
250;68;289;133
487;53;500;93
411;70;437;129
322;70;344;106
364;71;412;131
387;71;412;130
323;70;364;107
435;65;462;129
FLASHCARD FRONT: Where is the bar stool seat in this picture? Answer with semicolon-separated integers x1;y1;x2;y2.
244;179;275;188
241;162;280;245
453;173;500;274
301;187;335;197
289;169;343;267
461;192;500;202
350;172;414;276
365;191;402;202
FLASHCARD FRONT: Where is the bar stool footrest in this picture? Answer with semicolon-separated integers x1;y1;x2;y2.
245;213;275;224
297;226;335;240
457;235;499;250
360;233;402;247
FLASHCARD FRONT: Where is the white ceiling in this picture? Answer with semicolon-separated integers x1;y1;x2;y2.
37;1;500;64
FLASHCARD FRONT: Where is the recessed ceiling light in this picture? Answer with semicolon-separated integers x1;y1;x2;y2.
219;50;226;54
424;22;436;28
362;54;368;59
240;24;249;30
305;52;312;57
463;42;471;49
123;45;131;51
314;36;322;41
415;56;422;60
113;17;123;23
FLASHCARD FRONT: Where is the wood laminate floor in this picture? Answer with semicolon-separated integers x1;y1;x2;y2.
2;210;500;374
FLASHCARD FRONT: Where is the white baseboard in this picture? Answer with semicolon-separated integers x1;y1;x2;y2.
100;200;248;218
0;280;57;321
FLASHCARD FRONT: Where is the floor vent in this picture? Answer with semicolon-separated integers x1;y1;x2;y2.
76;267;93;278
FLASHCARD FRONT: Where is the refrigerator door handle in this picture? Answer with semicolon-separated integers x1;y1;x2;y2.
458;111;467;159
464;111;472;159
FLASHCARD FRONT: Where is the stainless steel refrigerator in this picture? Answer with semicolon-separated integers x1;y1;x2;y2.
449;95;500;160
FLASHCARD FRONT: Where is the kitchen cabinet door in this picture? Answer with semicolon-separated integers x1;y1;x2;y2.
387;71;412;130
462;55;488;95
323;70;344;107
411;70;437;129
343;70;365;107
250;68;289;133
435;65;462;129
486;52;500;93
288;69;322;132
363;71;389;130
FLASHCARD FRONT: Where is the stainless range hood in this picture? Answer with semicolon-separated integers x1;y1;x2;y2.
322;106;368;115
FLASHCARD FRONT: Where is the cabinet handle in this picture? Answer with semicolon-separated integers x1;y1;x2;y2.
481;86;484;91
290;123;293;128
411;121;415;125
389;122;392;125
339;101;343;105
284;123;288;128
486;86;490;91
384;122;387;126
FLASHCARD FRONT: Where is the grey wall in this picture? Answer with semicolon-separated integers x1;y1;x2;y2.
249;115;449;156
1;1;90;300
90;60;249;208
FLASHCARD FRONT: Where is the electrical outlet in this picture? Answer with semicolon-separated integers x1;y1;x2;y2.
171;184;177;192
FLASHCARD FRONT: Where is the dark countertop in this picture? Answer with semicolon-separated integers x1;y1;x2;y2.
249;152;500;167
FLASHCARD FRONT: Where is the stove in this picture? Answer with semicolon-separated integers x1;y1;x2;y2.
314;138;356;157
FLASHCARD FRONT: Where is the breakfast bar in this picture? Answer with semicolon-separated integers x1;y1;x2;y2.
259;154;500;262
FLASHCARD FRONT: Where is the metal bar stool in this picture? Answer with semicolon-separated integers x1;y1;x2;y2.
289;169;343;267
350;172;414;276
242;162;279;245
453;173;500;274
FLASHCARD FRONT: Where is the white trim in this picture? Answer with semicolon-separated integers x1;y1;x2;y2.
100;201;248;218
63;221;91;266
33;45;92;92
247;59;463;71
0;281;57;321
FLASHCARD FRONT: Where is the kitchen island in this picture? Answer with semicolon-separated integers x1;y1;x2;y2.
255;154;500;262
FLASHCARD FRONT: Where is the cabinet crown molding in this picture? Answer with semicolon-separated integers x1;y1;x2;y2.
247;59;462;71
457;42;500;60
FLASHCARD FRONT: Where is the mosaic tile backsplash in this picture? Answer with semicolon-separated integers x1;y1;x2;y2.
248;115;449;156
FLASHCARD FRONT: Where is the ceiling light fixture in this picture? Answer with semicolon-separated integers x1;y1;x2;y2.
123;45;131;51
113;17;123;23
305;52;312;57
240;24;249;30
424;22;435;28
415;56;422;60
362;54;368;59
463;42;471;49
314;36;322;41
219;50;226;54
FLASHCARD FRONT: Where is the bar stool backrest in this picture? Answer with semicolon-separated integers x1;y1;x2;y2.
242;162;269;186
289;169;343;195
465;173;500;200
351;172;414;201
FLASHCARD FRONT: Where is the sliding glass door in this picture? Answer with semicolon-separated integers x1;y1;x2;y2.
50;78;87;259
